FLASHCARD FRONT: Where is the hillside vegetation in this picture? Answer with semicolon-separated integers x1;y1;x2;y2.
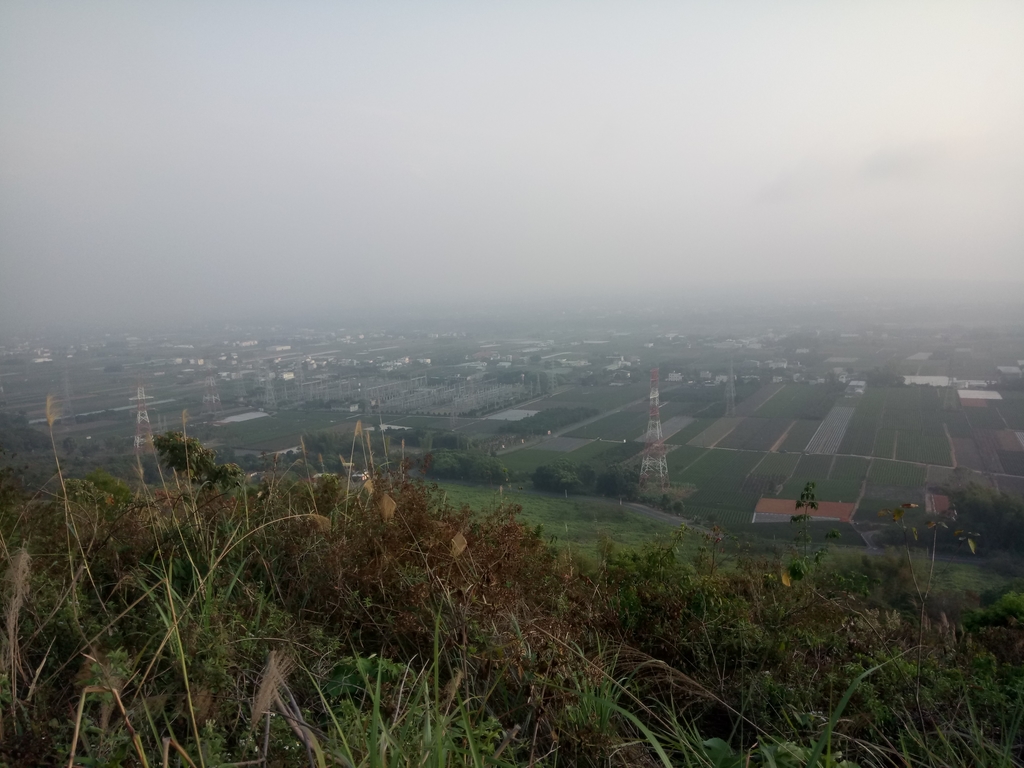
0;430;1022;766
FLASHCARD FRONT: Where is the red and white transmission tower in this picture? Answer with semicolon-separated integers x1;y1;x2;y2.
639;368;668;490
202;376;222;417
131;383;155;454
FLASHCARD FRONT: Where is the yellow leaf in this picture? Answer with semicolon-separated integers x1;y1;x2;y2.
781;570;792;587
954;529;963;537
911;527;918;541
926;521;936;529
893;509;904;522
379;493;396;521
968;538;977;554
363;478;374;495
451;532;467;557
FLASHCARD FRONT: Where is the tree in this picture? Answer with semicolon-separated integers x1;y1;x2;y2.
532;460;596;494
152;431;243;490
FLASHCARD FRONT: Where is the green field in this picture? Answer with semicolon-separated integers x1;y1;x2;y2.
434;483;680;557
779;419;820;452
218;410;358;450
564;411;647;440
750;451;799;478
753;384;839;420
665;417;716;445
868;459;928;487
538;384;648;411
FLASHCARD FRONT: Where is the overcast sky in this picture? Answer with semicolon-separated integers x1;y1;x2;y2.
2;1;1022;328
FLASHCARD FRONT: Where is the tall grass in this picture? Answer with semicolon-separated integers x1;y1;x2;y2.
0;427;1021;765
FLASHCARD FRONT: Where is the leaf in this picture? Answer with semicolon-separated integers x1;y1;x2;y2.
968;538;976;554
362;478;374;496
781;570;792;587
379;494;396;521
911;527;918;541
877;510;889;518
892;508;904;522
901;502;919;509
451;532;467;557
926;521;936;529
954;529;964;537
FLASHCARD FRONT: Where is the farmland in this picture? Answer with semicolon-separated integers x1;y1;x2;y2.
717;416;793;451
753;383;842;420
805;406;855;454
868;459;928;487
779;419;820;452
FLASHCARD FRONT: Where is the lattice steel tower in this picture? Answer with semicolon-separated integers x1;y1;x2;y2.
203;376;223;417
639;368;668;490
725;358;736;417
131;383;154;454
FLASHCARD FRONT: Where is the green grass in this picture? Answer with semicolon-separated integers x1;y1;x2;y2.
435;482;680;557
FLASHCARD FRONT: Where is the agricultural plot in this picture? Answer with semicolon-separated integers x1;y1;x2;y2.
779;420;820;452
753;384;841;421
686;417;743;448
686;486;760;511
564;411;647;440
534;437;593;452
563;440;625;464
997;400;1024;430
734;382;786;416
791;453;833;480
998;451;1024;476
681;506;756;528
894;432;952;466
805;406;855;454
717;417;792;451
667;445;709;474
873;429;897;460
643;415;694;442
665;418;716;446
965;406;1007;431
973;431;1006;474
831;456;869;482
535;384;647;411
780;477;861;503
951;438;986;472
219;410;356;450
941;412;973;438
673;449;764;487
868;460;927;487
750;452;800;479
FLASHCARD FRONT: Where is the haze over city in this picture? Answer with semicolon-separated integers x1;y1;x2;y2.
2;1;1023;329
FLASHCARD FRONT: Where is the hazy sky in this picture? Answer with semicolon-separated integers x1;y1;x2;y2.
2;2;1023;327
